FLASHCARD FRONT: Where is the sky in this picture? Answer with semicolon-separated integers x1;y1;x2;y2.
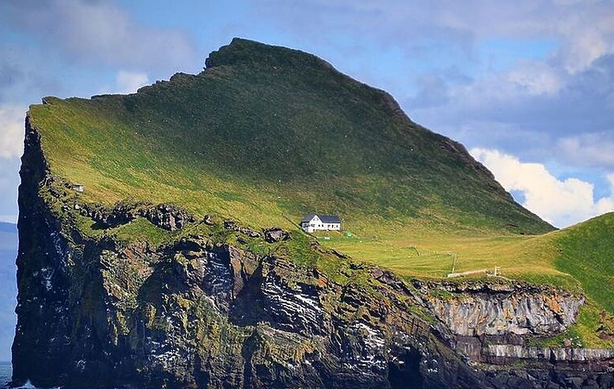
0;0;613;228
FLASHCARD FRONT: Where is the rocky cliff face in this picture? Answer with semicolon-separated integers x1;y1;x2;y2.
12;121;614;389
418;282;584;336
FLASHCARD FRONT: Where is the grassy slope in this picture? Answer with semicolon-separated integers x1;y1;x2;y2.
550;213;614;347
26;39;614;345
318;229;564;281
28;38;551;237
555;213;614;313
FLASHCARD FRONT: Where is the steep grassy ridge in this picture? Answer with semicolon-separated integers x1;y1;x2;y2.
555;213;614;314
552;213;614;348
28;38;551;236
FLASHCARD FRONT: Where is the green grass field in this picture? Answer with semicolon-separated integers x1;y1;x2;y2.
315;229;561;280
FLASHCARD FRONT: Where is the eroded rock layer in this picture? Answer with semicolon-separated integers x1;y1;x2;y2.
417;281;584;336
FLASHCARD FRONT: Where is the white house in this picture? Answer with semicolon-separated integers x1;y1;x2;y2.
300;214;341;233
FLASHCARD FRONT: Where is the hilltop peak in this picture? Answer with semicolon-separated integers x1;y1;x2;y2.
204;38;335;72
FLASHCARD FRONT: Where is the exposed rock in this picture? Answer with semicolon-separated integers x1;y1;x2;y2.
224;219;262;238
484;344;614;362
203;214;215;225
418;281;584;336
263;227;290;243
82;202;195;231
140;204;195;231
83;202;139;228
330;248;348;259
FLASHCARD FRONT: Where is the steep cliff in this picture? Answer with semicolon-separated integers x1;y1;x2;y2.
13;120;614;389
12;120;471;388
13;39;614;388
419;282;583;337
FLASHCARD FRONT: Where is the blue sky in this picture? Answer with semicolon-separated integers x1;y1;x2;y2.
0;0;613;227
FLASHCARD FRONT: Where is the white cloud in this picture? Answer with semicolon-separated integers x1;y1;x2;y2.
507;62;562;95
0;155;20;226
410;53;614;174
0;215;17;224
560;29;609;74
0;0;197;72
471;148;614;227
0;105;26;159
557;133;614;169
256;0;614;69
96;71;150;95
115;71;149;94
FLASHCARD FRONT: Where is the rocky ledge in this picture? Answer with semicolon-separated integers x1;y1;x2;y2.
415;281;584;337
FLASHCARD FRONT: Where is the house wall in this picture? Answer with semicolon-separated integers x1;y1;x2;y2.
301;216;341;232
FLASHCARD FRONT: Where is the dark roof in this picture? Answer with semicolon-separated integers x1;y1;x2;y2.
301;214;341;223
301;214;316;223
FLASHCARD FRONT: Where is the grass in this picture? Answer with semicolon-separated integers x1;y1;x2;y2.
29;38;551;237
555;213;614;314
26;38;614;346
315;228;564;281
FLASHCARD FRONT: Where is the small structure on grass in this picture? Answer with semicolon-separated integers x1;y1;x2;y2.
71;183;84;193
446;266;503;279
300;214;341;233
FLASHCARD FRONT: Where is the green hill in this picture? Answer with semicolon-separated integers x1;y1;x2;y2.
20;37;614;355
34;38;614;320
547;213;614;347
29;38;551;237
555;212;614;313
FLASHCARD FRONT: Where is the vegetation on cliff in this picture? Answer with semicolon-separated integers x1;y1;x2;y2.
23;38;614;353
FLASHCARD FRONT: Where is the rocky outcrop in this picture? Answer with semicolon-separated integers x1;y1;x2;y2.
82;202;195;231
416;281;583;336
223;219;262;238
263;227;290;243
11;210;465;388
484;344;614;362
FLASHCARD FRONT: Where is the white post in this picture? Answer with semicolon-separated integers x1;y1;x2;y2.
451;253;457;274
